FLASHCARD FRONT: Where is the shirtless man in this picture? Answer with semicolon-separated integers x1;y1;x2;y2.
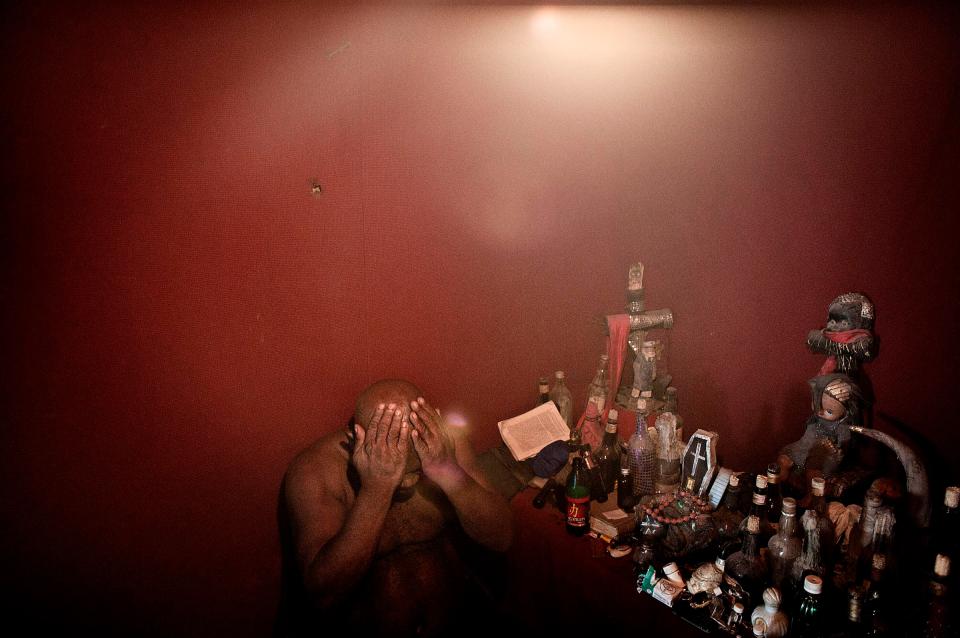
281;379;513;637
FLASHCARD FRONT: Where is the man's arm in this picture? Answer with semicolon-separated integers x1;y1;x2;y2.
286;404;410;609
410;398;514;552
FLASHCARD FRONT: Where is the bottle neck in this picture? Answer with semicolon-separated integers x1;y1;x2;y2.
740;531;759;558
777;512;797;537
723;486;741;509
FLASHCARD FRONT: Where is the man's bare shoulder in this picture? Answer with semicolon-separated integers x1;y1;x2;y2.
285;430;352;502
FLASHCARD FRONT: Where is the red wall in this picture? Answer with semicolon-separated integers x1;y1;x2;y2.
5;2;958;634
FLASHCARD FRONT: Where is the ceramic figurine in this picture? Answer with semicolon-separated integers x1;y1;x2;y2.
806;292;876;378
750;588;789;638
778;374;861;493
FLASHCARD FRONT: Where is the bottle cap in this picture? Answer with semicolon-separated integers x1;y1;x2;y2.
946;486;960;509
752;619;767;637
766;462;780;480
555;370;565;379
781;497;797;515
755;475;768;489
746;515;760;533
729;473;740;488
803;575;823;594
599;354;609;363
934;554;951;578
733;602;744;614
810;477;826;496
608;408;618;422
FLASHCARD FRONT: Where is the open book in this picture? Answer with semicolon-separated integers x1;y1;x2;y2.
497;401;570;461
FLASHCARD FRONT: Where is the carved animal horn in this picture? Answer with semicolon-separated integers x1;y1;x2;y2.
850;426;931;528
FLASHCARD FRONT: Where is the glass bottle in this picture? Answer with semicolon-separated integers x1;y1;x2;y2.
565;456;591;536
932;486;960;563
594;409;621;494
727;514;769;599
792;575;825;638
809;477;836;569
549;370;574;429
536;376;550;406
627;415;656;498
741;474;773;544
843;587;866;638
853;489;882;583
617;450;637;513
664;386;683;440
862;544;892;636
921;554;952;638
714;473;745;540
654;412;681;494
581;448;607;503
858;508;894;587
791;510;825;593
765;463;783;526
768;497;802;591
585;354;610;413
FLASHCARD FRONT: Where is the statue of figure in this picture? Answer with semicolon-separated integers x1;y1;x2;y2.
778;374;862;495
806;292;876;378
632;340;658;395
618;262;673;406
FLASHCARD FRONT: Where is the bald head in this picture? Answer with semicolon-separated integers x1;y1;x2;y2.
355;379;423;426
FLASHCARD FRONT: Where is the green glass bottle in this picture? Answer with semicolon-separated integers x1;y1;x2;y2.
565;456;592;536
793;575;825;638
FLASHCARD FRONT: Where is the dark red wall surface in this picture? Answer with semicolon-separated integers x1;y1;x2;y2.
4;2;959;634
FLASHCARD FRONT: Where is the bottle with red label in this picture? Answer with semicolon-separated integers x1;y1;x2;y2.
565;456;592;536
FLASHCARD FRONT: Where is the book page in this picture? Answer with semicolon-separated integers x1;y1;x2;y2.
497;402;570;461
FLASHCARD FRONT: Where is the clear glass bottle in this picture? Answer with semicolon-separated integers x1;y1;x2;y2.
549;370;574;429
714;474;745;540
792;575;825;638
664;386;683;439
791;510;825;592
727;515;769;599
585;354;610;413
809;477;836;568
627;416;656;498
594;409;621;494
768;497;802;591
654;412;681;494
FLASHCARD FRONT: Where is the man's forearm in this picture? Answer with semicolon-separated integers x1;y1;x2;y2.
434;467;513;552
304;488;391;607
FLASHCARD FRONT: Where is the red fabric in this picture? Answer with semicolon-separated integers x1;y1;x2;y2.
574;314;631;449
606;314;631;401
818;329;872;374
824;328;872;344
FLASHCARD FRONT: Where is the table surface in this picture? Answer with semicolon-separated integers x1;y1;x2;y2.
503;486;713;637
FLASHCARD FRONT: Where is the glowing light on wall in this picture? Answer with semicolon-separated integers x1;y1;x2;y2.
531;8;559;36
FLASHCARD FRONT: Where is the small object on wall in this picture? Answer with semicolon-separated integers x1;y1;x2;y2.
309;179;322;196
